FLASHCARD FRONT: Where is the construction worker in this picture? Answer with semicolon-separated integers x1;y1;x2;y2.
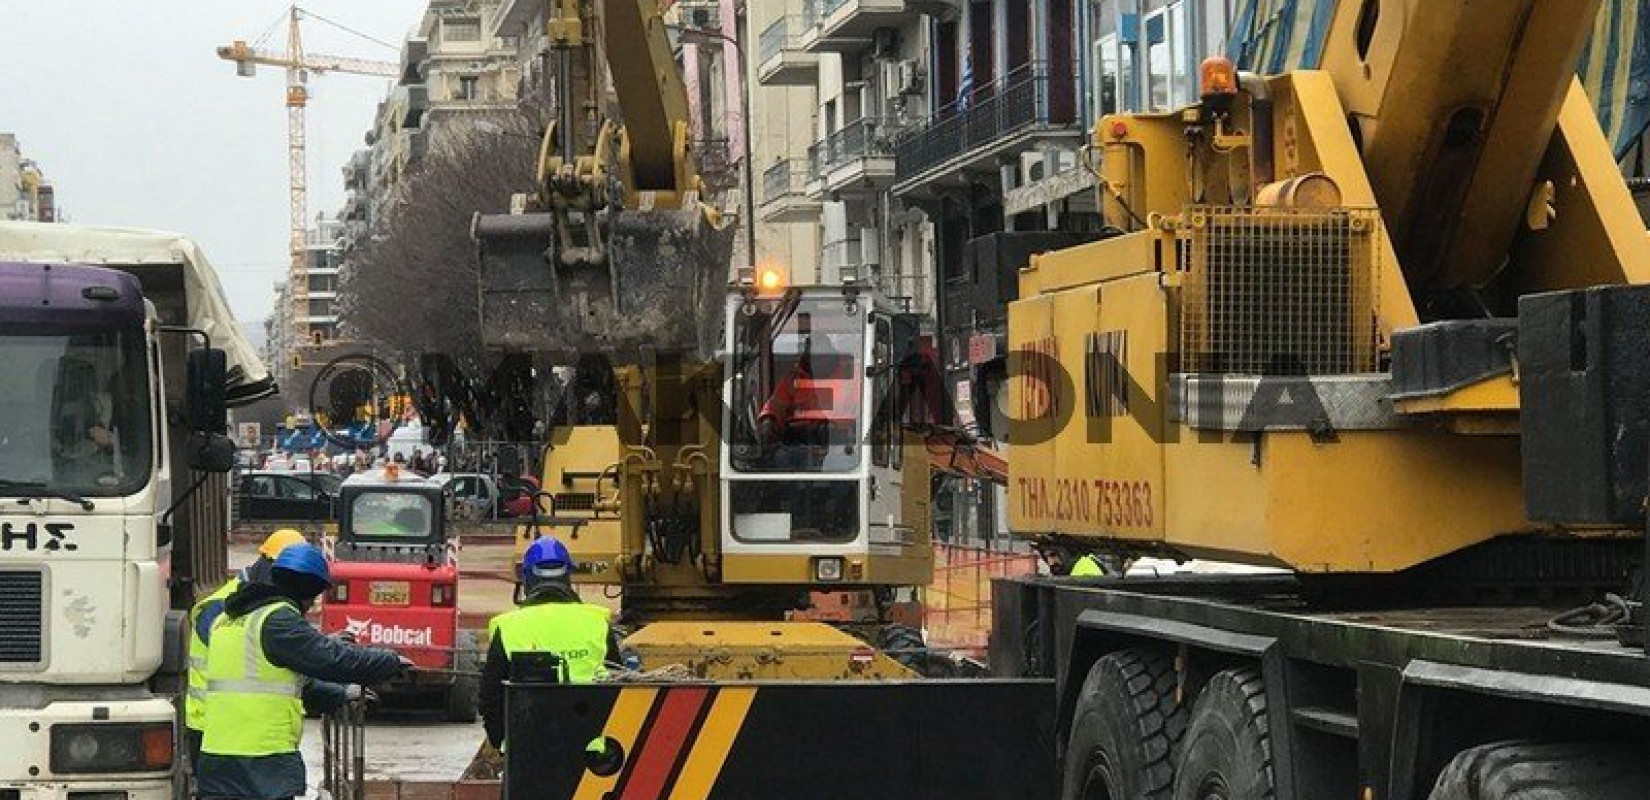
479;537;620;750
1070;553;1106;577
184;528;307;769
196;544;406;800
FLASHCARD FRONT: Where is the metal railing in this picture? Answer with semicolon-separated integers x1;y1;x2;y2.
762;158;813;204
895;62;1074;181
811;116;902;177
321;700;367;800
759;15;808;64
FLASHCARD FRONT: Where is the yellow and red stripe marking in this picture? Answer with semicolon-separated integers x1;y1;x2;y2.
574;686;756;800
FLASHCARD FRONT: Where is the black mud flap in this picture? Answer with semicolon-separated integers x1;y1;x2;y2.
503;679;1056;800
474;209;734;360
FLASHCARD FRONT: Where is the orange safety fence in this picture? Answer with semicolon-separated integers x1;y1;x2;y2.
922;543;1044;655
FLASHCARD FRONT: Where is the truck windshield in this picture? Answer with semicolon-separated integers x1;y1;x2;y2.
0;327;152;497
730;296;865;473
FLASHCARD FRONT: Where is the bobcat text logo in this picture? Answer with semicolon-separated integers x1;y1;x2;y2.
0;522;77;553
345;616;435;647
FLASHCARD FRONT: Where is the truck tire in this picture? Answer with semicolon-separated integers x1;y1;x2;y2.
445;629;481;723
1061;648;1186;800
1172;668;1274;800
1427;741;1650;799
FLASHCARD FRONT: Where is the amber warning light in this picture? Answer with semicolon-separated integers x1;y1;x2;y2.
758;267;785;292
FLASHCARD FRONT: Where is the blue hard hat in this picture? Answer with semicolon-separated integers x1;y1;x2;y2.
522;537;573;581
272;543;331;586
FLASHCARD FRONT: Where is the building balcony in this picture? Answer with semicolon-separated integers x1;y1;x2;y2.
400;38;429;85
397;85;429;129
810;117;901;195
800;0;916;54
758;16;820;85
487;0;540;40
760;159;822;222
675;0;722;30
893;62;1083;195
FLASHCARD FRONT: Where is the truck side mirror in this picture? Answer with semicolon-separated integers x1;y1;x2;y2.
187;348;229;435
185;432;237;473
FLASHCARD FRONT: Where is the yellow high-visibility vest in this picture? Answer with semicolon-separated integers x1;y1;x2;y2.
200;601;304;757
487;602;611;684
185;576;241;732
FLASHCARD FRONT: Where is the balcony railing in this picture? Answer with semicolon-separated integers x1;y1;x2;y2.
811;116;902;177
760;15;810;64
895;62;1077;182
763;158;813;204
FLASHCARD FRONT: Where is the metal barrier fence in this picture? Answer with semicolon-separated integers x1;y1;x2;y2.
922;543;1044;654
321;699;367;800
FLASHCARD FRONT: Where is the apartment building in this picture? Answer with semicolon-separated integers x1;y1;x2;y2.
0;134;59;223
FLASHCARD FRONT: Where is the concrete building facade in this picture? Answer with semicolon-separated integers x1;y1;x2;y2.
0;134;59;223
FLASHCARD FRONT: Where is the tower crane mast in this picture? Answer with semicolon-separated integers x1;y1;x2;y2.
216;5;398;351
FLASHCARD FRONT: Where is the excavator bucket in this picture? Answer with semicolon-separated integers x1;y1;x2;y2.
474;208;735;360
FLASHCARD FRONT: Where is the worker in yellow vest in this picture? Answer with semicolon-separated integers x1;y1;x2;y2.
479;537;618;750
196;544;406;800
184;528;306;768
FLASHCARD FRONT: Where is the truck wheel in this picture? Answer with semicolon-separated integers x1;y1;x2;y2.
1061;648;1186;800
1172;668;1273;800
445;629;481;723
1427;741;1650;799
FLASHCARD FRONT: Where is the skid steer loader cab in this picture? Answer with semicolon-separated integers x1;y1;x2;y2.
720;285;930;586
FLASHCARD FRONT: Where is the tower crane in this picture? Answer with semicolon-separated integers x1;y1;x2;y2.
217;5;398;350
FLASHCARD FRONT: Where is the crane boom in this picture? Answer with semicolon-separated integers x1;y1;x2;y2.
216;41;399;78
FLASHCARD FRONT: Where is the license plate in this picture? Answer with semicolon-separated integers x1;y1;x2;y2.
369;581;410;606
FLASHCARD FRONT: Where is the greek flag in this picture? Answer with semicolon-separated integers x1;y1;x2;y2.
958;51;975;111
1226;0;1335;75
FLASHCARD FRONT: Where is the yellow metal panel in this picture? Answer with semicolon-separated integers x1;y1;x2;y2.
1009;272;1168;543
1394;375;1520;416
1165;429;1530;572
624;622;915;679
720;553;931;587
1019;231;1158;298
1505;81;1650;295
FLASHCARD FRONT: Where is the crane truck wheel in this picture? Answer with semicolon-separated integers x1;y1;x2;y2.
1060;648;1186;800
1426;741;1650;799
1171;668;1274;800
444;629;481;723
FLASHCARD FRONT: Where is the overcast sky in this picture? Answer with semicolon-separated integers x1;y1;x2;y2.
0;1;428;326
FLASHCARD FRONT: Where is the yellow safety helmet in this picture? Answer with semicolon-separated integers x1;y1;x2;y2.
259;528;307;558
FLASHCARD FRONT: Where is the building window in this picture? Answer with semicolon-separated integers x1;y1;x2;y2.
308;299;332;316
443;21;481;42
1093;33;1120;117
456;75;479;101
1146;2;1191;111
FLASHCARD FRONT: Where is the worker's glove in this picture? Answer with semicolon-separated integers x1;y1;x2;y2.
344;685;380;707
331;629;358;645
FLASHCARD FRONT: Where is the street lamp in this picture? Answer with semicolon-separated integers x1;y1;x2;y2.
672;23;758;277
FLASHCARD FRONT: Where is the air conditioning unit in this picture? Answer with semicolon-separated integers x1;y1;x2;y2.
861;227;882;268
898;59;924;96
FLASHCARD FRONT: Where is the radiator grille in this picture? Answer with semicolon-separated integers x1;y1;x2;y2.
1180;206;1379;376
0;570;43;665
554;493;597;512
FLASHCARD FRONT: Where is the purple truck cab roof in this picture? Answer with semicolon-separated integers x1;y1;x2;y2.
0;261;146;330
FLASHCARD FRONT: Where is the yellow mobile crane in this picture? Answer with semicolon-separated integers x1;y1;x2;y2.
473;0;937;681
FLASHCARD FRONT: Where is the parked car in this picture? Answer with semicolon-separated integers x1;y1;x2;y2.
236;470;342;522
430;472;503;520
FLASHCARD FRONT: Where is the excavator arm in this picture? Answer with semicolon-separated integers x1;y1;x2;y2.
473;0;732;359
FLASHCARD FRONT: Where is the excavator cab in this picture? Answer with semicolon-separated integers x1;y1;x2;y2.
720;283;931;587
